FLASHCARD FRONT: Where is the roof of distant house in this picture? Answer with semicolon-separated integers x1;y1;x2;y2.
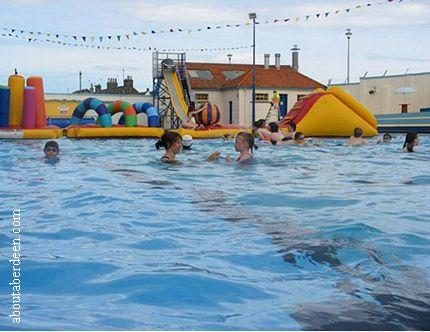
186;62;325;90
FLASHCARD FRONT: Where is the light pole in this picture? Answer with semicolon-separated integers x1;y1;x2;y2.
249;12;257;124
227;53;233;64
345;28;352;84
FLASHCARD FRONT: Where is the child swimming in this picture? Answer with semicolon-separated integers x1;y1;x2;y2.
155;131;183;163
268;122;285;144
346;127;369;146
44;141;59;162
207;132;256;164
402;132;419;152
253;119;271;141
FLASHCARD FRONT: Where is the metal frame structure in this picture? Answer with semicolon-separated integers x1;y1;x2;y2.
152;51;193;129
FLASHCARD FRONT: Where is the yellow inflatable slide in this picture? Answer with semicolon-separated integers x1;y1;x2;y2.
280;87;378;137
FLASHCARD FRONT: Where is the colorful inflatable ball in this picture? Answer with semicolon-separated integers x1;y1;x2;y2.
0;85;10;128
23;87;36;129
195;102;221;126
71;98;112;127
107;101;136;127
8;75;25;128
26;76;47;128
133;102;160;127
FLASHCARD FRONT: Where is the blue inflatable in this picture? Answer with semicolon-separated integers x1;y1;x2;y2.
71;98;112;127
0;85;10;127
133;102;160;127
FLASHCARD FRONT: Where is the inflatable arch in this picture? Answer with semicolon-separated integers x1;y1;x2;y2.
71;98;112;127
107;101;137;127
133;102;160;127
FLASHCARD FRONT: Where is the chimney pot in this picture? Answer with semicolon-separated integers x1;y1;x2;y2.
275;53;281;69
291;45;300;71
264;54;270;69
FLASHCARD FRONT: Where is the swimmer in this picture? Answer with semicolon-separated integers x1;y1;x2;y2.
155;131;183;163
182;134;193;150
253;119;271;141
44;141;60;162
346;127;369;146
402;132;419;152
180;101;204;130
285;122;297;139
268;122;285;145
376;133;392;144
207;132;256;164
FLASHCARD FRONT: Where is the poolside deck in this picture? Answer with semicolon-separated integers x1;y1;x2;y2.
376;112;430;133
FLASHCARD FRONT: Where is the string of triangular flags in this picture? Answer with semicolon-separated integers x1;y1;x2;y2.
0;0;407;43
0;32;252;53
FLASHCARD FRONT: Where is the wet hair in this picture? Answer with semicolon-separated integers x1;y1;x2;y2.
288;122;297;131
236;132;258;152
383;133;392;140
295;132;305;141
268;122;279;133
253;119;266;129
155;131;182;150
188;101;196;112
403;132;418;152
44;141;59;151
353;127;363;138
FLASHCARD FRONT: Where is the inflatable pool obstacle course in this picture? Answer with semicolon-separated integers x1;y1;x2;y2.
279;87;378;137
66;97;163;138
0;74;62;139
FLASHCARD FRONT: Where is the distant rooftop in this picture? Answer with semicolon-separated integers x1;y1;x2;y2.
186;62;324;90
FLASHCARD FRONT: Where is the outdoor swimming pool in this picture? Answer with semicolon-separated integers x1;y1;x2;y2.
0;136;429;330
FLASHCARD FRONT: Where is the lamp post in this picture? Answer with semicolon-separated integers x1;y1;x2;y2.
249;12;257;124
227;53;233;64
345;28;352;84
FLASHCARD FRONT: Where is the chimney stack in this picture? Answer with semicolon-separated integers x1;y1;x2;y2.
264;54;270;69
291;45;300;71
275;53;281;69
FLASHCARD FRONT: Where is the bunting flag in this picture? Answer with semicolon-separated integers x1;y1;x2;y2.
0;31;252;53
0;0;407;43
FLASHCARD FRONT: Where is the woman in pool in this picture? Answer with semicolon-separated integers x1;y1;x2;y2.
155;131;183;163
402;132;419;152
207;132;256;164
253;119;271;141
180;102;205;130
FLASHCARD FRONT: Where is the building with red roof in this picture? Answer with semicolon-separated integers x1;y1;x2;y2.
186;52;325;126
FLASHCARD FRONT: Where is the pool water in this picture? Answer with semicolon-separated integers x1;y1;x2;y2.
1;136;429;330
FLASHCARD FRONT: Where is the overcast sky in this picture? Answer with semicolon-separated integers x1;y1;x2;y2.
0;0;429;93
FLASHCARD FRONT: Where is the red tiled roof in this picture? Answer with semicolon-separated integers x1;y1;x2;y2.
186;62;325;90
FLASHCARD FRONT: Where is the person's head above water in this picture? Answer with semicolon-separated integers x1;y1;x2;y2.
253;119;266;129
294;132;305;142
287;122;297;132
403;132;419;152
383;133;392;143
155;131;182;153
182;134;193;150
235;132;257;153
44;141;59;158
268;122;279;133
353;127;363;138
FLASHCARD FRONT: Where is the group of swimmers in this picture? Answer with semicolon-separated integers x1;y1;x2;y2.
154;119;421;164
41;121;421;165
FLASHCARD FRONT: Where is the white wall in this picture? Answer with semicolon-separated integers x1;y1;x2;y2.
45;93;152;105
333;72;430;115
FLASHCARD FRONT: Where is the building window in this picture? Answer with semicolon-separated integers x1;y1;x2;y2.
297;94;306;101
188;70;213;80
255;93;269;102
195;93;209;102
